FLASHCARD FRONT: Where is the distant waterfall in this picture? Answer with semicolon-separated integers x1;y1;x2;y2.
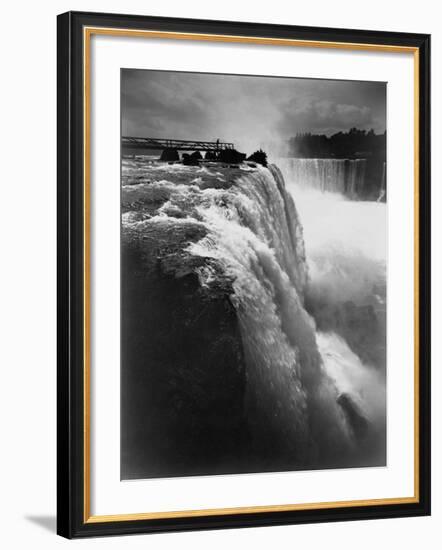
277;158;367;199
377;161;386;202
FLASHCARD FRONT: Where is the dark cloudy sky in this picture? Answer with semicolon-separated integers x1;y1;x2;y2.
121;69;386;154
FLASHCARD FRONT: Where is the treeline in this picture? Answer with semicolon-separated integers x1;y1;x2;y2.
288;128;386;159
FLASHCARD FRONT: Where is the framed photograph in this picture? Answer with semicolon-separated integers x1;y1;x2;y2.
57;11;431;538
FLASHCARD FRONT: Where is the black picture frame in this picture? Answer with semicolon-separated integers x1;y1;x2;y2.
57;10;431;539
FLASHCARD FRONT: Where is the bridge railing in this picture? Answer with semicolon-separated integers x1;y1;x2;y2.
122;137;235;152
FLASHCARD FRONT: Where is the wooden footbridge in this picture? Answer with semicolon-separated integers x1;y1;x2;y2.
122;136;235;153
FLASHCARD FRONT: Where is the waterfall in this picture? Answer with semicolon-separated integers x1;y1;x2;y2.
347;159;367;197
124;160;386;470
185;165;358;467
276;158;367;199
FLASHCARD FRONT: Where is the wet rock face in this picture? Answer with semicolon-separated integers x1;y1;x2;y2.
121;159;250;479
121;239;249;478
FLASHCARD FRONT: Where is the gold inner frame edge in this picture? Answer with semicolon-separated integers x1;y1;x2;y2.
82;26;420;524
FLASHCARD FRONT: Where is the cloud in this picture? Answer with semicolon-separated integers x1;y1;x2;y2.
122;70;386;152
277;98;376;136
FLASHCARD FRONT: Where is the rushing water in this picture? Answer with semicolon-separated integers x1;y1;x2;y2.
186;166;356;465
122;156;386;472
279;159;387;462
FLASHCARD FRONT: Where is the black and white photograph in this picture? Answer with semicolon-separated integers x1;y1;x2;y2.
120;69;387;480
0;1;435;545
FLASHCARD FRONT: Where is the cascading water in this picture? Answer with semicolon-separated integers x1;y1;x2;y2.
122;157;386;473
277;157;387;464
347;159;367;197
186;166;357;466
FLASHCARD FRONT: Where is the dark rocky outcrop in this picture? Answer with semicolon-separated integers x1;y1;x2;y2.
218;148;246;164
205;150;217;160
182;151;202;165
247;149;268;167
160;147;179;161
